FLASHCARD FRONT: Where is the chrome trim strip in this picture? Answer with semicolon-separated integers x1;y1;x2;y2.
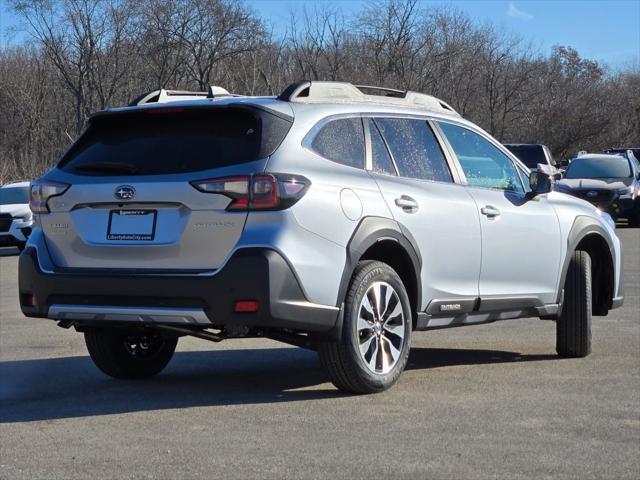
48;305;211;325
278;300;340;312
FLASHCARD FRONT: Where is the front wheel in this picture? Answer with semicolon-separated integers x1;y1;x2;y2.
84;329;178;379
319;261;412;394
556;250;592;357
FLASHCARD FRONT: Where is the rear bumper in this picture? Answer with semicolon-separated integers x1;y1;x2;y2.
18;247;340;333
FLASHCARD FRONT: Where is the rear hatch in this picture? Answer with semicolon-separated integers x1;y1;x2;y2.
39;105;291;270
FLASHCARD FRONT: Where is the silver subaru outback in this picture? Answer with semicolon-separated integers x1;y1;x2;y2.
19;81;624;393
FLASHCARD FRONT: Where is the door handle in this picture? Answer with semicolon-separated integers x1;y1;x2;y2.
480;205;501;218
395;195;419;213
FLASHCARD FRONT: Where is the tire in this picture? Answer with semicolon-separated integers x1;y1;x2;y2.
556;250;592;357
629;202;640;227
319;260;412;394
84;329;178;379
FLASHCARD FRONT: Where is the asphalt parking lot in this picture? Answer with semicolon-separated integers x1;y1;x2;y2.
0;227;638;480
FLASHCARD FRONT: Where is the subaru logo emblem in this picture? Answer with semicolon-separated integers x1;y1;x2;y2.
586;191;598;198
114;185;136;200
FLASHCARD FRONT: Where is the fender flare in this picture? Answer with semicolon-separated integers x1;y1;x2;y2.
556;215;617;306
335;216;422;309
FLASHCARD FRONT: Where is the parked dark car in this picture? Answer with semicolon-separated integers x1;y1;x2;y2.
604;147;640;161
504;143;558;174
555;153;640;226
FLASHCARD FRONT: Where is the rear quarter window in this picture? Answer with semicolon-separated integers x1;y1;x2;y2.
308;117;365;169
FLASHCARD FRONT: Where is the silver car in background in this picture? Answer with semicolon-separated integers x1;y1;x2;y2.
19;82;624;393
0;181;33;251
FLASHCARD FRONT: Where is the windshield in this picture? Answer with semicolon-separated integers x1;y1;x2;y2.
504;145;546;169
0;187;29;205
564;157;632;179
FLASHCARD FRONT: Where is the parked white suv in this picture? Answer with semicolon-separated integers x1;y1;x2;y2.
0;181;33;250
19;82;624;393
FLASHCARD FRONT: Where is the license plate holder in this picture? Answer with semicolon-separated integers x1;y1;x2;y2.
107;209;157;241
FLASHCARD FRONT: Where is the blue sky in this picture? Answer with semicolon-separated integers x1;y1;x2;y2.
1;0;639;70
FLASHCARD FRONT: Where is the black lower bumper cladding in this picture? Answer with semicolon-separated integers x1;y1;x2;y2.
19;247;339;333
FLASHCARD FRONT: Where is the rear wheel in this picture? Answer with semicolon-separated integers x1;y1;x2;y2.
556;250;592;357
84;329;178;379
319;261;412;394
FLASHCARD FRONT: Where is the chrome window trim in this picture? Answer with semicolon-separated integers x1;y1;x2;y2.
363;117;399;176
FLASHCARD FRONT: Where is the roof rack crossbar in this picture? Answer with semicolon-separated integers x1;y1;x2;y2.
277;81;459;116
354;85;406;97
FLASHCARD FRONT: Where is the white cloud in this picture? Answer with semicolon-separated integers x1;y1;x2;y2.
507;2;533;21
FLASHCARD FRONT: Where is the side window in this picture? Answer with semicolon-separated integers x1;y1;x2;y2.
310;117;365;169
367;119;396;175
438;122;524;193
374;118;452;182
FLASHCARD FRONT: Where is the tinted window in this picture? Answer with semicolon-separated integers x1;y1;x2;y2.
368;119;396;175
564;157;632;179
504;144;546;169
0;187;29;205
59;109;285;175
440;122;523;193
374;118;452;182
311;117;365;169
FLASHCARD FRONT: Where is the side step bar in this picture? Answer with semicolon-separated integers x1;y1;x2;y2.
48;305;211;325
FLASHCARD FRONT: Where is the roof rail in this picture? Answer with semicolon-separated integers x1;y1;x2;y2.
129;86;234;106
277;81;459;116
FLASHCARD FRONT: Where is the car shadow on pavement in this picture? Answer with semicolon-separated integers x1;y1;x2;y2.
0;347;557;423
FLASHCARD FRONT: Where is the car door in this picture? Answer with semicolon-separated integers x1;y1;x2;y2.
365;116;482;314
436;121;562;306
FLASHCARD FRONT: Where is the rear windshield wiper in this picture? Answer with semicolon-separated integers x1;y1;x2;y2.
73;161;139;174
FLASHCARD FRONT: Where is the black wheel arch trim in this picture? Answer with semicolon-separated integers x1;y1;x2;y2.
556;215;619;309
336;216;422;314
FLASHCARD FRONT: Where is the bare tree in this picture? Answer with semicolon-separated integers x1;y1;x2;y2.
1;0;638;183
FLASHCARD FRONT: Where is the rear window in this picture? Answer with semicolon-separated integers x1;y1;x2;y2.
59;108;291;175
0;187;29;205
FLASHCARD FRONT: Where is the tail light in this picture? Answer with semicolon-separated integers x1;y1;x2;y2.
30;180;70;213
191;174;310;211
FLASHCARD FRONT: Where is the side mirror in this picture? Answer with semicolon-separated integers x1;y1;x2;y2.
553;172;563;181
529;171;551;196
